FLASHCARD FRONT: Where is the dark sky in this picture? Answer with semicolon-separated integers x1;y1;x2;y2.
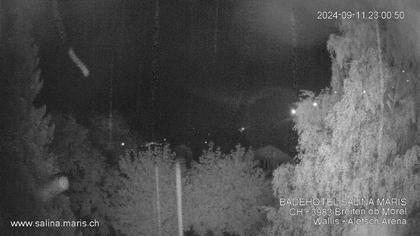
34;0;340;152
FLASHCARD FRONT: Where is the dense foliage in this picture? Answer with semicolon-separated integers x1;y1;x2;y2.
184;146;272;236
52;115;111;235
106;146;178;236
0;1;75;233
263;19;420;236
106;145;271;236
88;112;140;153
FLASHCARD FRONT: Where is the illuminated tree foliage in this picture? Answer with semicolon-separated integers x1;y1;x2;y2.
184;146;271;236
263;19;420;236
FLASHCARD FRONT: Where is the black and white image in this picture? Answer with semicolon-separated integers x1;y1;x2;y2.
0;0;419;235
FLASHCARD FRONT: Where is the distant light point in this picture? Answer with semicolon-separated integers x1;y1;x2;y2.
239;127;246;133
402;70;405;73
363;90;366;94
312;102;318;107
291;108;297;115
406;79;410;83
121;142;125;146
334;91;337;94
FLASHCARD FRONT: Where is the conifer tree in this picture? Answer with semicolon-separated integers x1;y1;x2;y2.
263;19;420;236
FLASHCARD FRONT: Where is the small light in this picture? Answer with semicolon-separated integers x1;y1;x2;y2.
121;142;125;146
239;127;246;133
291;108;297;115
406;79;410;83
312;102;318;107
57;176;69;191
402;70;405;73
363;90;366;94
204;141;208;144
334;91;338;94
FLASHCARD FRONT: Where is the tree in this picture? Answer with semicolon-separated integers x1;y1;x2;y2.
106;145;178;236
150;0;160;141
0;1;74;234
52;114;111;235
263;19;420;236
88;111;140;165
184;146;272;236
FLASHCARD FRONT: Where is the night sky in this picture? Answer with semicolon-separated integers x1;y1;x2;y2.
34;0;337;152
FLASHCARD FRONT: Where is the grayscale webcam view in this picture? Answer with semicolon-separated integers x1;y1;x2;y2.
0;0;419;235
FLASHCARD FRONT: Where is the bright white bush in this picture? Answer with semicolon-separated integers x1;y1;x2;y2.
184;146;271;236
107;146;178;236
262;19;420;236
107;144;271;236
